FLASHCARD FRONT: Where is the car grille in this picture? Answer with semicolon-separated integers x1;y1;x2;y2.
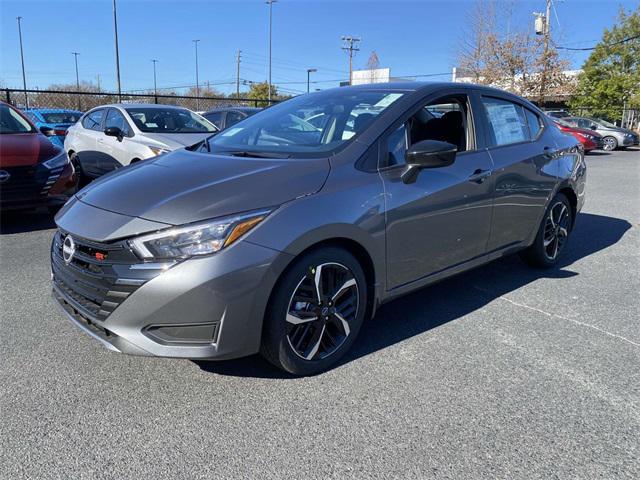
0;164;64;203
51;230;154;322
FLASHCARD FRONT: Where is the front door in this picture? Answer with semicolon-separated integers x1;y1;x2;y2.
381;93;494;290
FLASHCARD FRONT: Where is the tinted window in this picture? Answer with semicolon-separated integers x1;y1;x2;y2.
225;111;245;128
125;107;216;133
524;108;542;138
41;112;82;124
82;109;104;131
482;97;528;146
204;111;223;129
386;124;407;167
0;104;36;133
208;90;405;156
105;109;131;136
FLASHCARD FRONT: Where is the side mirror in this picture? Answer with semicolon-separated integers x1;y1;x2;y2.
590;125;598;130
39;126;55;136
402;140;457;184
104;126;123;140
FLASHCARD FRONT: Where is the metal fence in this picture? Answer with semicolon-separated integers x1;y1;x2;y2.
2;88;276;113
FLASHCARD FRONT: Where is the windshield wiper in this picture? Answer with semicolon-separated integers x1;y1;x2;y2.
220;151;291;159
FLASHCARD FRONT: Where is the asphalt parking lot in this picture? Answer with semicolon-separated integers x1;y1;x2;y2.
1;148;639;479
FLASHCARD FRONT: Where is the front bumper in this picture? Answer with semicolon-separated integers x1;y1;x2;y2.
0;162;75;210
51;231;292;360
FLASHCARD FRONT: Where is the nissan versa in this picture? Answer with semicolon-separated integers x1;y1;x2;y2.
51;83;586;375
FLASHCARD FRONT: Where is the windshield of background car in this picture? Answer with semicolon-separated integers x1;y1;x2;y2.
41;112;82;124
125;107;217;133
589;117;616;128
0;105;36;134
208;90;405;155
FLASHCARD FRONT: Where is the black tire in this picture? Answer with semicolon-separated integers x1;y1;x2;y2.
520;193;573;268
69;152;89;190
261;247;367;375
602;136;618;151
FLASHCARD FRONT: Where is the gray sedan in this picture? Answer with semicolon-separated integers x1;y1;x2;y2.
51;82;586;375
562;116;639;150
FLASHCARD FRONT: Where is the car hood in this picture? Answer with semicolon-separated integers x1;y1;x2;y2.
76;149;330;226
142;132;214;150
0;132;60;167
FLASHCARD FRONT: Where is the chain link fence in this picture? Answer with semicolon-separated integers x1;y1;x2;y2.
3;88;276;113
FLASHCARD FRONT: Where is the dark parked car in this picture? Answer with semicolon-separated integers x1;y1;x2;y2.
0;102;76;211
202;107;261;130
51;83;586;375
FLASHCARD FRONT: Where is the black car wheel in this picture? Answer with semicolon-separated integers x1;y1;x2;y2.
602;136;618;151
261;247;367;375
521;193;573;268
70;152;89;190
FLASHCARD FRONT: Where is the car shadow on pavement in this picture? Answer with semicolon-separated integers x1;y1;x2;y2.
196;212;631;379
0;209;56;235
586;151;611;156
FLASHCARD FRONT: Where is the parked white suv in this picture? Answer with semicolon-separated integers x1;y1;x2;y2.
64;104;217;184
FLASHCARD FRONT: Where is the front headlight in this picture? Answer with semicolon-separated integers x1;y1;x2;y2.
129;210;271;260
148;146;171;156
42;151;69;169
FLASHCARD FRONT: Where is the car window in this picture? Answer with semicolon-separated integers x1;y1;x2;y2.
22;111;39;124
41;112;82;124
82;109;104;131
386;124;408;167
524;108;542;138
204;111;223;129
0;104;36;133
125;107;216;133
104;108;131;136
576;118;591;129
225;111;245;128
481;97;529;146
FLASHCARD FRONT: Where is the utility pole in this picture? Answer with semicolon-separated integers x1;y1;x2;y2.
533;0;551;105
236;49;242;99
113;0;122;100
16;16;28;107
266;0;277;103
341;36;361;85
96;74;101;92
151;59;158;97
193;39;200;109
72;52;80;109
306;68;317;93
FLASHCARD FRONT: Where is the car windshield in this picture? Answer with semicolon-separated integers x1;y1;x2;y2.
589;117;616;128
208;89;405;156
41;112;82;124
0;104;36;134
125;107;216;133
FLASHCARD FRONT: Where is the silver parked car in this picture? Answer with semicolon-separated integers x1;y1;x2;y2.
51;83;586;375
562;116;639;151
64;104;217;184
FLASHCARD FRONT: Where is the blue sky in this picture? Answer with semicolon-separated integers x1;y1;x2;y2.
0;0;636;95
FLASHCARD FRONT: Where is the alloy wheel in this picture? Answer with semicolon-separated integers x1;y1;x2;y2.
602;136;617;151
543;202;570;260
285;262;359;361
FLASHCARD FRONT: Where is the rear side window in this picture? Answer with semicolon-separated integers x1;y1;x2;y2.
82;109;104;131
204;111;223;129
104;108;132;136
481;97;529;147
524;108;542;138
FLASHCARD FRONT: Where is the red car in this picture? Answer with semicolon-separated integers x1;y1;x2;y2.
0;101;76;211
553;118;603;153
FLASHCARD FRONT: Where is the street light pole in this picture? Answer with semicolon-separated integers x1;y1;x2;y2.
306;68;317;93
193;39;200;110
16;16;28;107
151;59;158;98
113;0;122;101
72;52;80;109
266;0;276;103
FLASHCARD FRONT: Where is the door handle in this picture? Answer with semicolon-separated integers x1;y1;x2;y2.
468;169;492;183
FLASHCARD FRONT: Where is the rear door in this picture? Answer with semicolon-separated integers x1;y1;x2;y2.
75;108;105;177
380;90;495;289
478;95;558;251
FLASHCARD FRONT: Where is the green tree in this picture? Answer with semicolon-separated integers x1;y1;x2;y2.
247;81;278;107
570;6;640;122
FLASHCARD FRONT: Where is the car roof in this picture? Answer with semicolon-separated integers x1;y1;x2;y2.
105;103;190;109
204;106;261;114
24;108;82;114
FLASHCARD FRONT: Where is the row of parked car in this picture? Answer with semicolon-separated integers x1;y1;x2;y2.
0;101;260;211
1;98;637;214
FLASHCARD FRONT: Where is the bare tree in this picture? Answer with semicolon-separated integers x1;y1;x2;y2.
366;51;380;83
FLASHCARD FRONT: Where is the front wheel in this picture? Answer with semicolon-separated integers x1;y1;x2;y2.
69;152;89;190
602;136;618;151
521;193;573;268
261;247;367;375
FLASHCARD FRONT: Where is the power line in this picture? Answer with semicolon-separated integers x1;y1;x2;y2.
555;34;640;51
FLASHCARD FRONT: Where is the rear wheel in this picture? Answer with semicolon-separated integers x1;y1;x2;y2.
521;193;573;268
602;136;618;151
261;247;367;375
